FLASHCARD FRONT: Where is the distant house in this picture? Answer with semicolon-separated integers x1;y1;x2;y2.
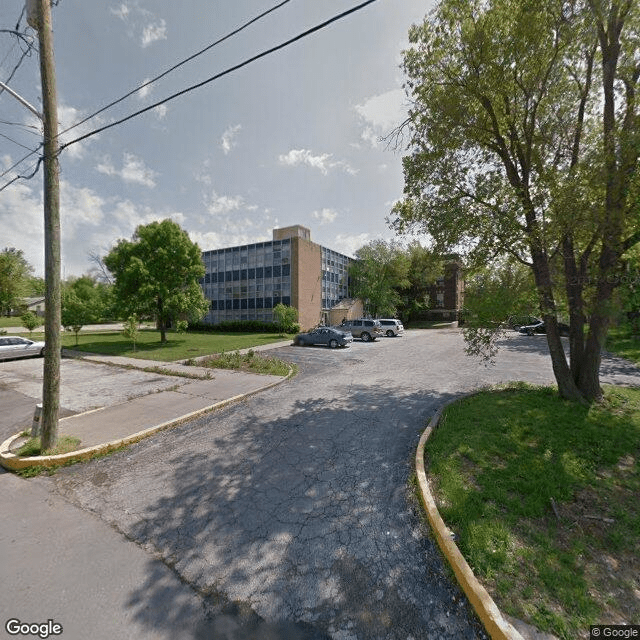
325;298;363;327
425;260;465;321
11;297;45;317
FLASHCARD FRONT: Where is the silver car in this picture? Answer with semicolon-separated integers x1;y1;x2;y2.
0;336;46;360
377;318;404;337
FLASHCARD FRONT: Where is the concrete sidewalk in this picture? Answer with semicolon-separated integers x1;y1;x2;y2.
0;342;293;471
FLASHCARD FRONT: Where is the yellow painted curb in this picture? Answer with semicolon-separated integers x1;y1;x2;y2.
0;365;294;472
415;402;525;640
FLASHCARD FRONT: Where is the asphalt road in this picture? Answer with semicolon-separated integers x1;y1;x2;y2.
5;329;640;639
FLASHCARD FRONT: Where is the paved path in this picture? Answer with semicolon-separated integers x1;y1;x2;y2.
3;330;639;639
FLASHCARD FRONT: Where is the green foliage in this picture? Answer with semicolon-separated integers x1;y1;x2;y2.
122;315;140;351
175;320;188;334
197;350;292;376
17;435;81;457
104;219;208;342
0;248;33;316
189;319;287;333
61;276;104;343
427;385;640;637
391;0;640;402
20;311;41;334
349;239;411;318
272;303;300;334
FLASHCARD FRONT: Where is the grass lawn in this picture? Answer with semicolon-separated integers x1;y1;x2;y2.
424;384;639;639
606;325;640;365
58;329;294;362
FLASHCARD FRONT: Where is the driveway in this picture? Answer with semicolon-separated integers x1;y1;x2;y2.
8;330;640;639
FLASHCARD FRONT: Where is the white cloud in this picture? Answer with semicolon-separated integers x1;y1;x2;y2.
354;88;406;148
204;190;258;216
110;3;167;48
153;104;168;120
220;124;242;155
332;232;371;258
138;79;152;99
278;149;357;176
96;153;157;187
141;19;167;47
110;3;130;21
312;208;338;225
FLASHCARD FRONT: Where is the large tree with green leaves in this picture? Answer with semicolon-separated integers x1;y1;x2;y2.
0;248;34;316
349;240;410;318
104;219;208;343
391;0;640;403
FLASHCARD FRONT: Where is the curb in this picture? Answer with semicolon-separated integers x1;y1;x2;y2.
0;364;294;473
415;399;525;640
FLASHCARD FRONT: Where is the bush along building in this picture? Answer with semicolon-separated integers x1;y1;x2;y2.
199;225;353;330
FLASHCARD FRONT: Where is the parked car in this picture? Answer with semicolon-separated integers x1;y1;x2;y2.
0;336;46;361
336;318;383;342
507;315;541;331
293;327;353;348
377;318;404;337
518;320;570;336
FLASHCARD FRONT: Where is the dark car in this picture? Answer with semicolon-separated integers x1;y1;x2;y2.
293;327;353;348
507;315;541;331
519;320;570;336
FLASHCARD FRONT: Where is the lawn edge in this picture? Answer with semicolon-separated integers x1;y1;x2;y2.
415;394;525;640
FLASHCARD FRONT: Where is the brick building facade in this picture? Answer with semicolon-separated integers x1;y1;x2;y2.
199;225;352;330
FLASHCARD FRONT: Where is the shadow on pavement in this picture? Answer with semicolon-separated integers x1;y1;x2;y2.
97;383;484;639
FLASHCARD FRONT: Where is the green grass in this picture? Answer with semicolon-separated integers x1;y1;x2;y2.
425;384;640;639
605;324;640;365
190;349;294;377
56;329;293;362
17;434;82;457
405;320;457;329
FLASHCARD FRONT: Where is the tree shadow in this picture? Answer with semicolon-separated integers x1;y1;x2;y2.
96;383;487;639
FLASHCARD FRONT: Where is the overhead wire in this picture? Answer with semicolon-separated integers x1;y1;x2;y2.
59;0;380;153
59;0;293;138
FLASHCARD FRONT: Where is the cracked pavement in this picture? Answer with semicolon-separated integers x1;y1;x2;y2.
17;329;640;639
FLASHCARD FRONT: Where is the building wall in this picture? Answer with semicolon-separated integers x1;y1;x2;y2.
292;236;322;330
199;225;352;328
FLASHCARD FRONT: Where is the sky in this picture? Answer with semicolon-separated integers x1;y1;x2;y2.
0;0;435;278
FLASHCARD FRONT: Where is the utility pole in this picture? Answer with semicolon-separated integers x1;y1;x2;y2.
28;0;61;451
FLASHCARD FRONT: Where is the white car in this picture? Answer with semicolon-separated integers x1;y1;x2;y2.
0;336;46;360
377;319;404;337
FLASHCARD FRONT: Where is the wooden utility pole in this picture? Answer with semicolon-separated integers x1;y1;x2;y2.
29;0;61;451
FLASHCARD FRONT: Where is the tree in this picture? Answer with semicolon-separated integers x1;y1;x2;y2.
462;258;538;361
396;242;443;323
272;303;299;335
391;0;640;403
0;248;33;316
61;277;104;344
104;219;208;343
21;311;41;335
349;240;410;317
122;314;140;352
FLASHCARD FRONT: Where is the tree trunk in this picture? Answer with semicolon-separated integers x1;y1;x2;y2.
158;296;166;343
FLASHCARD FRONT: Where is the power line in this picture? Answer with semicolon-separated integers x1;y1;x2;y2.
59;0;293;138
59;0;380;153
0;130;40;152
0;154;42;193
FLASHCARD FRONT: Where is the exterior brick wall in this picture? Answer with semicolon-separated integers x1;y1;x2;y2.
292;237;322;330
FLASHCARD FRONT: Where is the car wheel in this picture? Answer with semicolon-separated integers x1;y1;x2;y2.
40;348;45;356
361;332;371;342
386;330;394;337
527;328;534;336
329;339;339;349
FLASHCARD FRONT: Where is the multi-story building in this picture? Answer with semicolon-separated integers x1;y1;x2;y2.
199;225;352;329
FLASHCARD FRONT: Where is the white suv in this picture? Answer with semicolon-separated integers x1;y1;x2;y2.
377;319;404;337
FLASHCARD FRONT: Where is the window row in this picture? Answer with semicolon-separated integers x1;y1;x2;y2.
210;296;291;310
202;264;291;283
